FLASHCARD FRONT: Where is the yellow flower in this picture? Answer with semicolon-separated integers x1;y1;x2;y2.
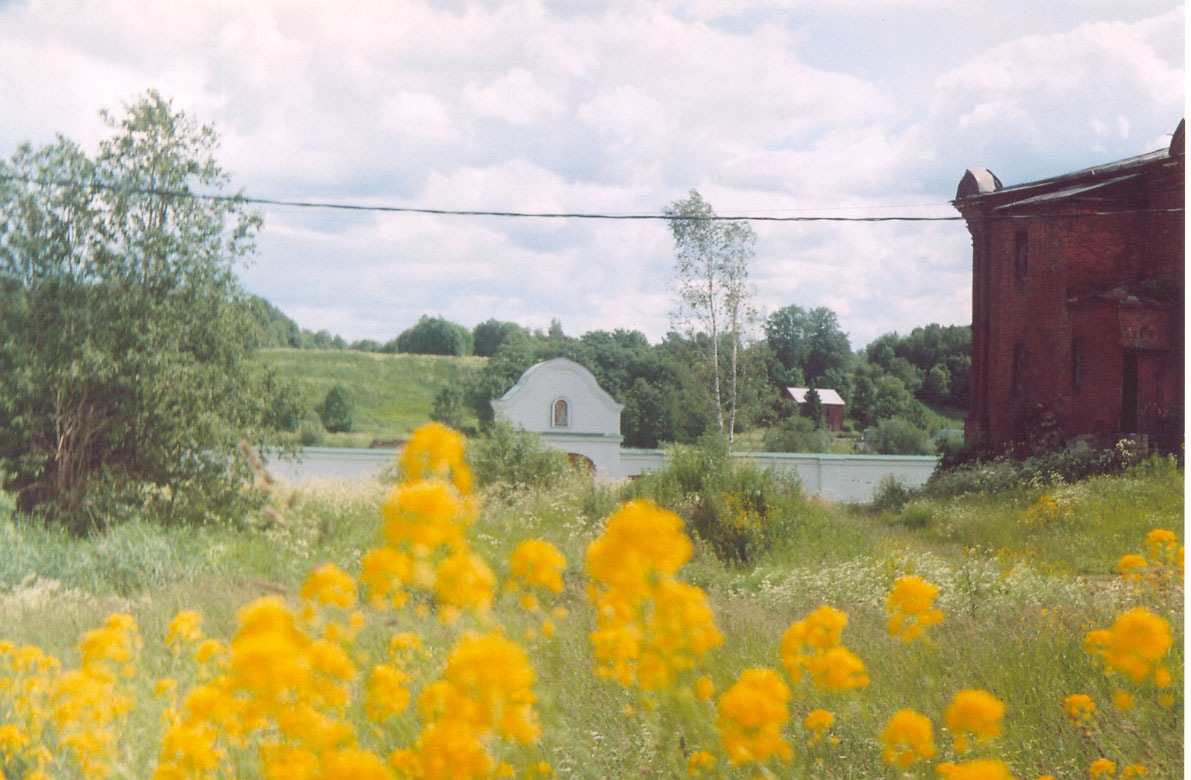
322;747;396;780
937;758;1019;780
1088;758;1116;779
1085;608;1173;685
300;563;358;609
780;606;868;692
166;611;204;653
880;708;936;770
695;675;715;701
1062;694;1096;731
434;550;496;618
687;750;716;776
1112;690;1133;710
399;422;473;494
508;539;567;594
1115;554;1149;581
716;668;793;767
886;575;944;642
945;689;1005;754
804;708;835;746
586;500;692;589
1122;765;1148;777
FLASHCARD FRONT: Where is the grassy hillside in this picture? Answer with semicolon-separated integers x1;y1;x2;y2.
254;348;486;444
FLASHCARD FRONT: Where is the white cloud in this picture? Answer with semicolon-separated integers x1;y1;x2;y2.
0;1;1182;350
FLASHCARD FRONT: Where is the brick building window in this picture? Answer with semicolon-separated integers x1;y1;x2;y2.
1012;343;1027;395
1071;339;1084;392
1014;230;1028;282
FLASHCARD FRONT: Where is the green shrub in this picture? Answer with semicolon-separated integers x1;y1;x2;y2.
866;417;931;454
762;415;832;453
869;474;914;513
624;434;803;564
468;419;571;491
319;385;354;434
927;441;1149;497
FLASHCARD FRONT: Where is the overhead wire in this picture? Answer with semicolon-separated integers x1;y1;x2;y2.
0;171;1182;222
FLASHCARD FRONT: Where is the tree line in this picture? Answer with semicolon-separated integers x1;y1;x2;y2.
252;300;969;451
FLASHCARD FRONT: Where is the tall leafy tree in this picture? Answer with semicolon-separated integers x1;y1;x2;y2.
666;190;756;445
764;304;852;388
0;91;289;529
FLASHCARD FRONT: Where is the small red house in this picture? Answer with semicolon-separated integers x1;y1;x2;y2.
953;120;1184;454
785;387;846;432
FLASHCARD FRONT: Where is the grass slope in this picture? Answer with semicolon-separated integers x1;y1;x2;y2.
254;348;485;442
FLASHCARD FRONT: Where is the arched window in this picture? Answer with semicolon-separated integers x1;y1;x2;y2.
551;398;569;428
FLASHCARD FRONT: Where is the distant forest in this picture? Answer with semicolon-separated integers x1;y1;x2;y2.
246;296;969;451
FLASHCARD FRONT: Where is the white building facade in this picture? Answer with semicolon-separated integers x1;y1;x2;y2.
491;358;626;476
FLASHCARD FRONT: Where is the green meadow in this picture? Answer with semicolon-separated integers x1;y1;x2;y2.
253;348;485;444
0;444;1182;779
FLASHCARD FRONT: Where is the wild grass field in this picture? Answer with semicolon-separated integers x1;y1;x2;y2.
254;348;485;444
0;429;1182;780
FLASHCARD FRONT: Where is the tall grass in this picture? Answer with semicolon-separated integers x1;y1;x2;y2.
0;448;1182;779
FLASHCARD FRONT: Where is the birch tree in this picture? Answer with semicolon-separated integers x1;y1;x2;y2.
666;190;756;446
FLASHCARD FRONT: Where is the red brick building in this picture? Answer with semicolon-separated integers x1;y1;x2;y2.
953;120;1184;454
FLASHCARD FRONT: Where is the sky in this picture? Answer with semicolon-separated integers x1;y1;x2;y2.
0;1;1184;350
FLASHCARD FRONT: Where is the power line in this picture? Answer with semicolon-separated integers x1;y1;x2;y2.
0;172;1182;222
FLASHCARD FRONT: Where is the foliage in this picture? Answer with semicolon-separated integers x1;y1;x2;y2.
467;419;571;491
927;442;1150;497
391;314;474;356
319;384;354;434
666;189;757;444
761;415;832;453
800;387;825;428
430;383;470;432
624;434;803;564
866;417;933;455
764;304;853;389
0;91;293;531
242;295;302;348
471;318;529;358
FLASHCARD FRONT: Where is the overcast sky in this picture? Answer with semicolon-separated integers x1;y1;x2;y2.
1;1;1183;349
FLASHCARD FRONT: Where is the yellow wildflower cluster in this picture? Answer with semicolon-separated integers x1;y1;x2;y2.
1061;693;1096;735
880;708;937;770
715;667;793;768
1115;529;1183;586
1083;607;1175;709
879;689;1009;775
366;427;493;621
945;689;1005;755
1088;759;1150;778
886;574;945;642
779;605;869;693
584;499;723;693
153;422;553;780
1023;493;1075;525
0;614;140;780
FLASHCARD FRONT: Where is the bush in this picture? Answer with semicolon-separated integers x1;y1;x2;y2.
762;415;832;453
319;385;354;434
624;434;803;564
926;441;1150;497
865;417;931;455
467;419;571;491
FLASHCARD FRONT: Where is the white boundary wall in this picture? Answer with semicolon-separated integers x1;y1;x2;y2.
619;449;939;503
270;447;940;504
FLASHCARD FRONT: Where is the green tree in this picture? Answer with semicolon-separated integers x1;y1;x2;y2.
801;387;825;429
666;190;756;446
472;319;528;358
764;304;852;388
393;315;473;356
319;385;354;434
0;91;290;529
